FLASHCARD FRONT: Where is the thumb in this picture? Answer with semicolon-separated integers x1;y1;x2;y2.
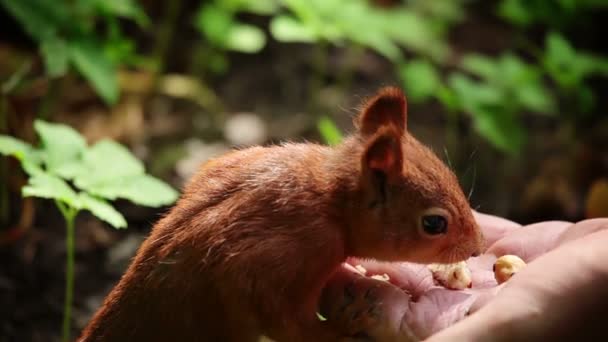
426;228;608;342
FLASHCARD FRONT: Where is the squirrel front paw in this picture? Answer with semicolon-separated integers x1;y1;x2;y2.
320;267;417;342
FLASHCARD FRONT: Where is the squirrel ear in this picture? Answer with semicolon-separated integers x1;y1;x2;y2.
362;126;403;180
357;86;407;137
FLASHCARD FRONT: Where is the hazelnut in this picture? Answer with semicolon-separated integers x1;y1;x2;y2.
493;255;526;284
428;261;472;290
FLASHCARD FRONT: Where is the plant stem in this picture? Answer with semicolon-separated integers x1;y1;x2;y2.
152;0;183;81
38;78;62;119
338;44;363;91
0;95;8;223
58;201;77;342
308;41;328;114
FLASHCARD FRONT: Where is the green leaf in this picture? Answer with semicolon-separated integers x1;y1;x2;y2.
0;135;43;175
53;161;88;180
435;85;459;112
225;24;267;53
0;135;33;159
89;0;150;26
448;73;503;110
34;120;87;174
68;38;119;105
382;10;447;62
499;54;541;86
546;32;575;64
195;4;234;46
278;0;342;44
515;82;555;114
40;36;68;77
350;28;400;62
399;59;441;103
237;0;279;15
0;0;68;41
446;73;525;154
409;0;465;25
544;32;608;90
84;174;179;207
79;193;127;228
22;173;79;206
317;116;343;146
471;108;525;155
461;54;498;81
282;0;325;36
71;139;178;207
270;15;317;43
74;139;144;188
21;157;45;177
498;0;531;26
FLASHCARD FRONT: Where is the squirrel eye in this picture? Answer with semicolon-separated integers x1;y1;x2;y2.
421;215;448;235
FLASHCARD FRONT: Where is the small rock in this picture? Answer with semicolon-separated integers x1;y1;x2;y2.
224;112;267;146
175;139;230;180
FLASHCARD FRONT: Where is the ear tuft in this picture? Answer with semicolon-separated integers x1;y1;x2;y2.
357;86;407;137
363;125;403;179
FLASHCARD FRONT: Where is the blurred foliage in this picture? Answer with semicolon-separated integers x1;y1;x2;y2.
269;0;456;62
0;0;605;164
317;115;343;146
498;0;608;28
2;0;606;156
542;32;608;113
401;53;557;154
0;0;150;104
397;6;608;156
194;0;276;73
192;0;459;75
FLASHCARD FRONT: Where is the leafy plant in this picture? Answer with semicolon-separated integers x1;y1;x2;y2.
398;59;441;103
270;0;453;62
0;0;150;105
400;53;555;155
317;115;343;146
0;120;178;342
541;32;608;114
193;0;276;74
499;0;608;28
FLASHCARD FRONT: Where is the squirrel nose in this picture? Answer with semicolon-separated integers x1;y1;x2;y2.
471;250;481;257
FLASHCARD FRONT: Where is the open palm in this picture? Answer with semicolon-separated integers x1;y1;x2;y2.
320;212;608;341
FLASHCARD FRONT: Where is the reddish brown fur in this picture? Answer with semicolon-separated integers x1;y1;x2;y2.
79;87;484;342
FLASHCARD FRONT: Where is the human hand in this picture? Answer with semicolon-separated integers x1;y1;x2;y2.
319;212;608;341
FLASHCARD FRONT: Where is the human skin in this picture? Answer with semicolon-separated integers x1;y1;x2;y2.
320;212;608;341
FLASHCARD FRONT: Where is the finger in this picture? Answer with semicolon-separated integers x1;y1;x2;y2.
347;259;434;300
556;218;608;246
473;210;521;249
486;221;572;262
426;229;608;342
467;284;504;315
466;254;498;289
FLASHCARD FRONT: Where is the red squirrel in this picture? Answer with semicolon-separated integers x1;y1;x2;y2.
79;87;484;342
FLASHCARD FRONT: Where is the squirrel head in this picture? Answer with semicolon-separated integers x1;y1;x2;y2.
340;86;484;264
